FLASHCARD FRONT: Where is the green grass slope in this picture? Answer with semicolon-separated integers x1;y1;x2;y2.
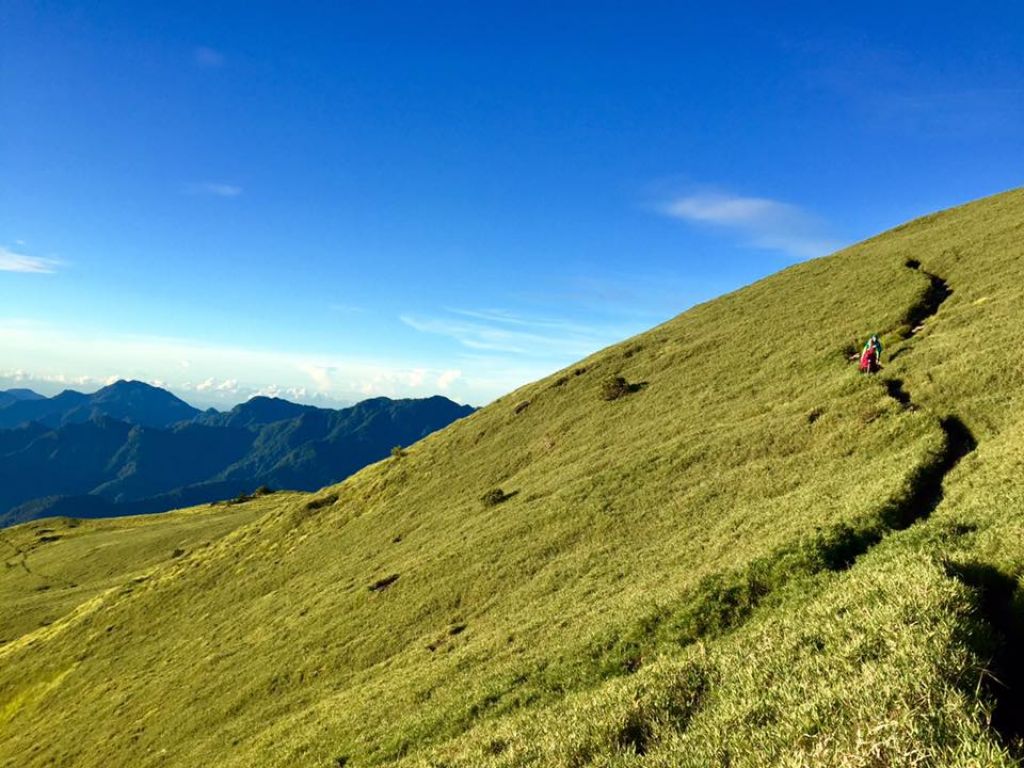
2;188;1023;767
0;498;279;644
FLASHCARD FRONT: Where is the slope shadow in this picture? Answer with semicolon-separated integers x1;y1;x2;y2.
946;561;1024;756
882;378;913;408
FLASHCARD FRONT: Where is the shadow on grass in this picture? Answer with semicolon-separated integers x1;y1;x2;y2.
882;378;913;408
946;560;1024;756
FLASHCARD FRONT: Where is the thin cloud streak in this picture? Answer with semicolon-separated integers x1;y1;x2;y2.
401;308;640;359
662;191;840;259
0;247;60;273
186;182;243;198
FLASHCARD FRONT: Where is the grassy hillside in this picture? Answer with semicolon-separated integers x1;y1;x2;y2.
0;498;280;643
2;188;1023;767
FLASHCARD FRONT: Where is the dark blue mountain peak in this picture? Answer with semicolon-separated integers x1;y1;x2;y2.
2;388;44;401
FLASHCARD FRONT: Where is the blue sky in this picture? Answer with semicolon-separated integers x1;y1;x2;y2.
2;2;1022;407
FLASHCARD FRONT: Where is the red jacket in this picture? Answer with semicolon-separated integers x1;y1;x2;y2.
859;347;877;372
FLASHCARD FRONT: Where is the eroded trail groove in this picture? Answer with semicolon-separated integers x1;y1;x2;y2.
611;263;981;687
902;259;952;337
877;261;974;531
885;262;1023;758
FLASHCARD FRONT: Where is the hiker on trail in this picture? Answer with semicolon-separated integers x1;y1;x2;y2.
863;334;883;362
859;343;880;374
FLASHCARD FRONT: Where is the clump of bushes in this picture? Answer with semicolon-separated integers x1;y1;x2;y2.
391;445;407;458
552;366;589;389
623;344;643;359
226;485;275;505
602;376;643;401
482;488;513;507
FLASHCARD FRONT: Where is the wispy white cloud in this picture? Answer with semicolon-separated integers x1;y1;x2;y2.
301;364;337;391
437;370;462;390
193;47;225;69
194;377;240;393
0;368;122;390
186;182;243;198
0;246;60;274
401;308;635;359
665;194;784;225
662;191;839;259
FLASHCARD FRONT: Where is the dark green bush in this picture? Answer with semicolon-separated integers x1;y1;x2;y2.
481;488;511;507
602;376;644;401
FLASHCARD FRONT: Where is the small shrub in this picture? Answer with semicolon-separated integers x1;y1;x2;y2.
484;738;508;755
227;485;273;505
601;376;644;401
481;488;511;507
391;445;406;458
305;493;338;512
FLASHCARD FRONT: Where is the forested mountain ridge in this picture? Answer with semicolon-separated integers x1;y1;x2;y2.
0;386;474;526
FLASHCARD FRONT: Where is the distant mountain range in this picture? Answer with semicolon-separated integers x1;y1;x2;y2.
0;380;474;526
